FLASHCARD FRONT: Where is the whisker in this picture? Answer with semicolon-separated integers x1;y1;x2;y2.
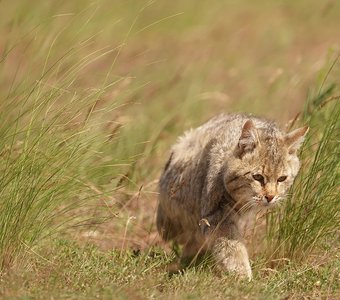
238;201;256;214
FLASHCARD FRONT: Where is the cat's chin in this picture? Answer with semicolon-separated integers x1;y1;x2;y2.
260;202;273;208
258;200;280;209
250;199;274;209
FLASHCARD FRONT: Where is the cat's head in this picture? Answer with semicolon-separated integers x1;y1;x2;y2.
224;119;308;211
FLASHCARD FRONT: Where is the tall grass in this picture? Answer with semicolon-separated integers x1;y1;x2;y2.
0;4;141;270
0;75;115;270
267;79;340;261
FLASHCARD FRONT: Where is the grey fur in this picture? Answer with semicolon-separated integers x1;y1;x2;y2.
157;113;308;279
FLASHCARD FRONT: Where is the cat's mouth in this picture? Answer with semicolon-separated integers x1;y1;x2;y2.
252;195;282;207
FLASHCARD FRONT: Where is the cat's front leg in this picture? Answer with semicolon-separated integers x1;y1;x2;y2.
201;216;252;280
200;174;252;279
212;237;252;280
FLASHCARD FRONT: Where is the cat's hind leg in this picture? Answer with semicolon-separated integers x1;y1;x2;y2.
180;235;207;267
156;204;181;241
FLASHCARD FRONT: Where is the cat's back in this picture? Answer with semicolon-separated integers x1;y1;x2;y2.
170;113;274;164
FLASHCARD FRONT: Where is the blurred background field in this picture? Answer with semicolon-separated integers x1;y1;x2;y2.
0;0;339;299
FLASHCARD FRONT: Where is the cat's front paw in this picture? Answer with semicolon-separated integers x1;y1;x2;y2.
213;238;252;280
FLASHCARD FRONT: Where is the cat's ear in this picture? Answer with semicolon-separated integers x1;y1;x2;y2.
238;120;258;156
284;126;309;154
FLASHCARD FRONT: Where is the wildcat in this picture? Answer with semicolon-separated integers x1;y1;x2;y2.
157;113;308;280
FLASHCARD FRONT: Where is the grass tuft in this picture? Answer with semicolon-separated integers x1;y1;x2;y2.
267;82;340;261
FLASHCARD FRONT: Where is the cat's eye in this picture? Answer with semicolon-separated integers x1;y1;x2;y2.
252;174;264;183
277;176;287;182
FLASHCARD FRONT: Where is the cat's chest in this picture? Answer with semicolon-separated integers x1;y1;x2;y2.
237;208;261;237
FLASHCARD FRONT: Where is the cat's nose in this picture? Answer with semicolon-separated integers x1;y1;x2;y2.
265;195;275;202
